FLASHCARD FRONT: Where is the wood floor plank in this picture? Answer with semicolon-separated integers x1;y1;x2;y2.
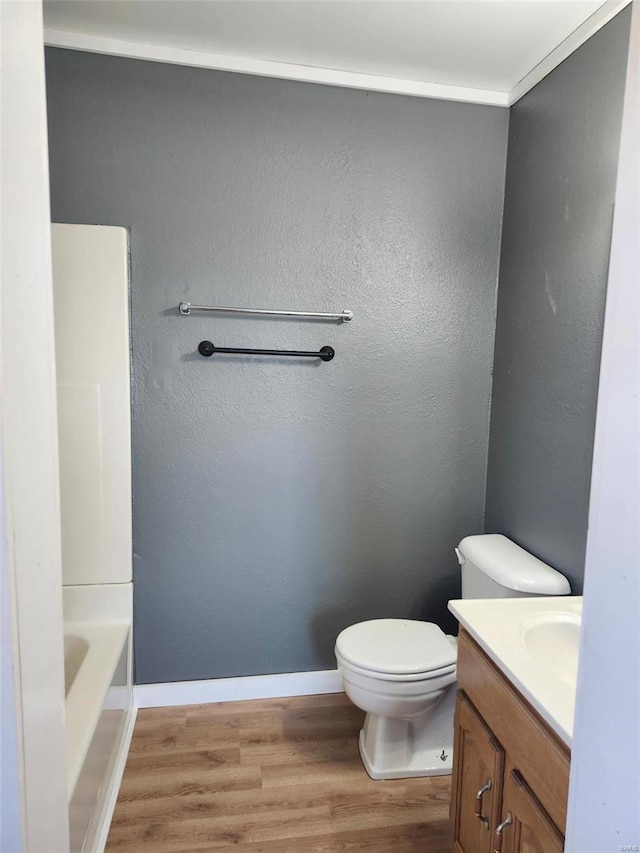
136;707;190;721
185;703;363;733
332;819;451;851
185;693;351;719
117;765;262;803
177;837;338;853
260;754;369;789
240;736;360;766
329;789;449;832
238;718;363;747
113;775;446;825
108;806;332;851
129;721;242;754
122;746;241;774
194;805;333;846
106;693;452;852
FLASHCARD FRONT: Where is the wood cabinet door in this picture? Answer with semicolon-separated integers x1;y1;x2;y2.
451;691;505;853
495;768;564;853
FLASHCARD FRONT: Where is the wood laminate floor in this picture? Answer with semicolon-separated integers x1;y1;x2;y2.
106;693;451;852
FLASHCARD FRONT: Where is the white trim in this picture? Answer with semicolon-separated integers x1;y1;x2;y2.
2;2;70;849
508;0;631;105
92;708;137;853
134;669;344;709
565;0;639;847
43;29;509;107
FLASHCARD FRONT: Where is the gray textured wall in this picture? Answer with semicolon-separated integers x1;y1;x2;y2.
46;49;507;683
485;8;631;593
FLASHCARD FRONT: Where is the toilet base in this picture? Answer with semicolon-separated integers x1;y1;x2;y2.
358;683;455;780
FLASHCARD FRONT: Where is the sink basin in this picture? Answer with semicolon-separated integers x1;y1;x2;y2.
521;610;581;686
448;596;583;744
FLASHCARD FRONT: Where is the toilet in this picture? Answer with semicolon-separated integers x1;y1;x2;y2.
335;533;571;780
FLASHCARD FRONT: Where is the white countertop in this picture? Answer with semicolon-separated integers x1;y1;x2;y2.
448;596;582;746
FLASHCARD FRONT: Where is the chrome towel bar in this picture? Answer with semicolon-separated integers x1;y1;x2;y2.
180;302;353;322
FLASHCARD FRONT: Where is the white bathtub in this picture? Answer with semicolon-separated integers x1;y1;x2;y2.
65;621;129;795
64;585;133;853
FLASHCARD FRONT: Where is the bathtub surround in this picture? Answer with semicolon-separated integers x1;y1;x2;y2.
52;224;132;586
484;6;632;593
46;50;508;684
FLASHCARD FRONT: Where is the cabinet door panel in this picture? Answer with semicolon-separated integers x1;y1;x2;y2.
497;769;564;853
452;691;505;853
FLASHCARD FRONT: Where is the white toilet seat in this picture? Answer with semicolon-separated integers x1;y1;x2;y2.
336;651;456;682
338;656;457;699
335;618;457;680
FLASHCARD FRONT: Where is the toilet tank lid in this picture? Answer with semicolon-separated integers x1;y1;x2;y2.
456;534;571;595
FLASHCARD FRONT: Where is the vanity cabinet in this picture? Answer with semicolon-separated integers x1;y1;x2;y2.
451;630;570;853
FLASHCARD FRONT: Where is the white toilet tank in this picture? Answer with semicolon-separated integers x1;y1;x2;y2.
456;534;571;598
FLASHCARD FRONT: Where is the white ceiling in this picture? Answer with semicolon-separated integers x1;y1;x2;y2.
43;0;625;106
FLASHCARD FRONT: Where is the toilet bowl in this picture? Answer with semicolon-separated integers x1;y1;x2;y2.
335;535;572;781
335;619;458;780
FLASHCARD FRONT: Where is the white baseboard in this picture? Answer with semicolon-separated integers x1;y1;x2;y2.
93;706;137;853
134;669;344;709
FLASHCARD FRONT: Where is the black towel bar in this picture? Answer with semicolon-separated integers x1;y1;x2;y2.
197;340;335;361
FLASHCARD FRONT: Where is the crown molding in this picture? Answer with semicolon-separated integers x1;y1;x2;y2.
43;29;510;108
508;0;631;105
